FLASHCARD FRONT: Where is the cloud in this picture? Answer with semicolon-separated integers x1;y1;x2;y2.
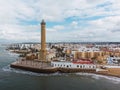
71;21;78;28
0;24;40;42
89;16;120;30
47;25;64;32
0;0;120;43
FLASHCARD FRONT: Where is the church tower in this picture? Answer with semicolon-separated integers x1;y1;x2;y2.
39;19;47;61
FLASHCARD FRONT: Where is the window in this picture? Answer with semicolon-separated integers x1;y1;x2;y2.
113;59;116;61
77;65;79;68
67;65;69;68
89;66;91;68
93;66;95;68
52;64;54;67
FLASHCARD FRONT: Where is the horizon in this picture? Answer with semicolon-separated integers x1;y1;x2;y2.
1;41;120;45
0;0;120;43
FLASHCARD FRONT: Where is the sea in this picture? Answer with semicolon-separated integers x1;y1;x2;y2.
0;44;120;90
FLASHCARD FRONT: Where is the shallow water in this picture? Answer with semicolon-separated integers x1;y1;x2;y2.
0;45;120;90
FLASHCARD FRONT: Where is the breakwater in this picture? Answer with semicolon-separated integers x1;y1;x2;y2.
10;62;96;73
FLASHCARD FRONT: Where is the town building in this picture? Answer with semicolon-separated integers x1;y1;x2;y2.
51;60;96;69
107;56;120;65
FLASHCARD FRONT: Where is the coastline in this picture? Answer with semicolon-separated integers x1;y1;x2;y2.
94;72;120;78
10;61;120;78
10;62;96;73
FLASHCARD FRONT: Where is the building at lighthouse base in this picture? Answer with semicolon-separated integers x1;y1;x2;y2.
51;61;96;69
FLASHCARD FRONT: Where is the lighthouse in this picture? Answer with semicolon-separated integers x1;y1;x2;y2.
39;19;47;61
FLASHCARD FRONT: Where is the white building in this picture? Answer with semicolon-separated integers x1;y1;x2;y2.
107;56;120;64
51;61;96;69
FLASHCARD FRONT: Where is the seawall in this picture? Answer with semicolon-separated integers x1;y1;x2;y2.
10;63;96;73
10;62;120;78
10;64;57;73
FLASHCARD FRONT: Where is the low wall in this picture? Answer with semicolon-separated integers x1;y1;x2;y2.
58;68;96;73
10;64;58;73
10;64;96;73
10;64;120;78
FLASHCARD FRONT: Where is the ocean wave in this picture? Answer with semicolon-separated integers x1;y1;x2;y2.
76;73;120;84
2;65;120;84
7;52;19;56
2;65;68;77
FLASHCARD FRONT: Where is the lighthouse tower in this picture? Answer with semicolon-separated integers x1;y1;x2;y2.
39;19;47;61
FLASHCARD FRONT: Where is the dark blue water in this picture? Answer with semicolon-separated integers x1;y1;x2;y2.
0;45;120;90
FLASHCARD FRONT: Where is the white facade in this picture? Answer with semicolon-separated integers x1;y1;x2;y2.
51;61;96;69
104;65;120;68
47;52;56;59
107;56;120;64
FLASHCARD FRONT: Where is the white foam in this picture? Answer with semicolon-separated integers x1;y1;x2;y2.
7;52;19;56
2;65;120;84
76;73;120;84
2;65;67;77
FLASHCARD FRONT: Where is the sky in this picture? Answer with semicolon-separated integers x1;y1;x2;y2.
0;0;120;43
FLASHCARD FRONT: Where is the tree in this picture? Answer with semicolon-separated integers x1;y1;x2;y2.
91;57;97;64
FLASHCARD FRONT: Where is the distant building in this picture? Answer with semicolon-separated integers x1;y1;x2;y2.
73;47;103;59
107;56;120;65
